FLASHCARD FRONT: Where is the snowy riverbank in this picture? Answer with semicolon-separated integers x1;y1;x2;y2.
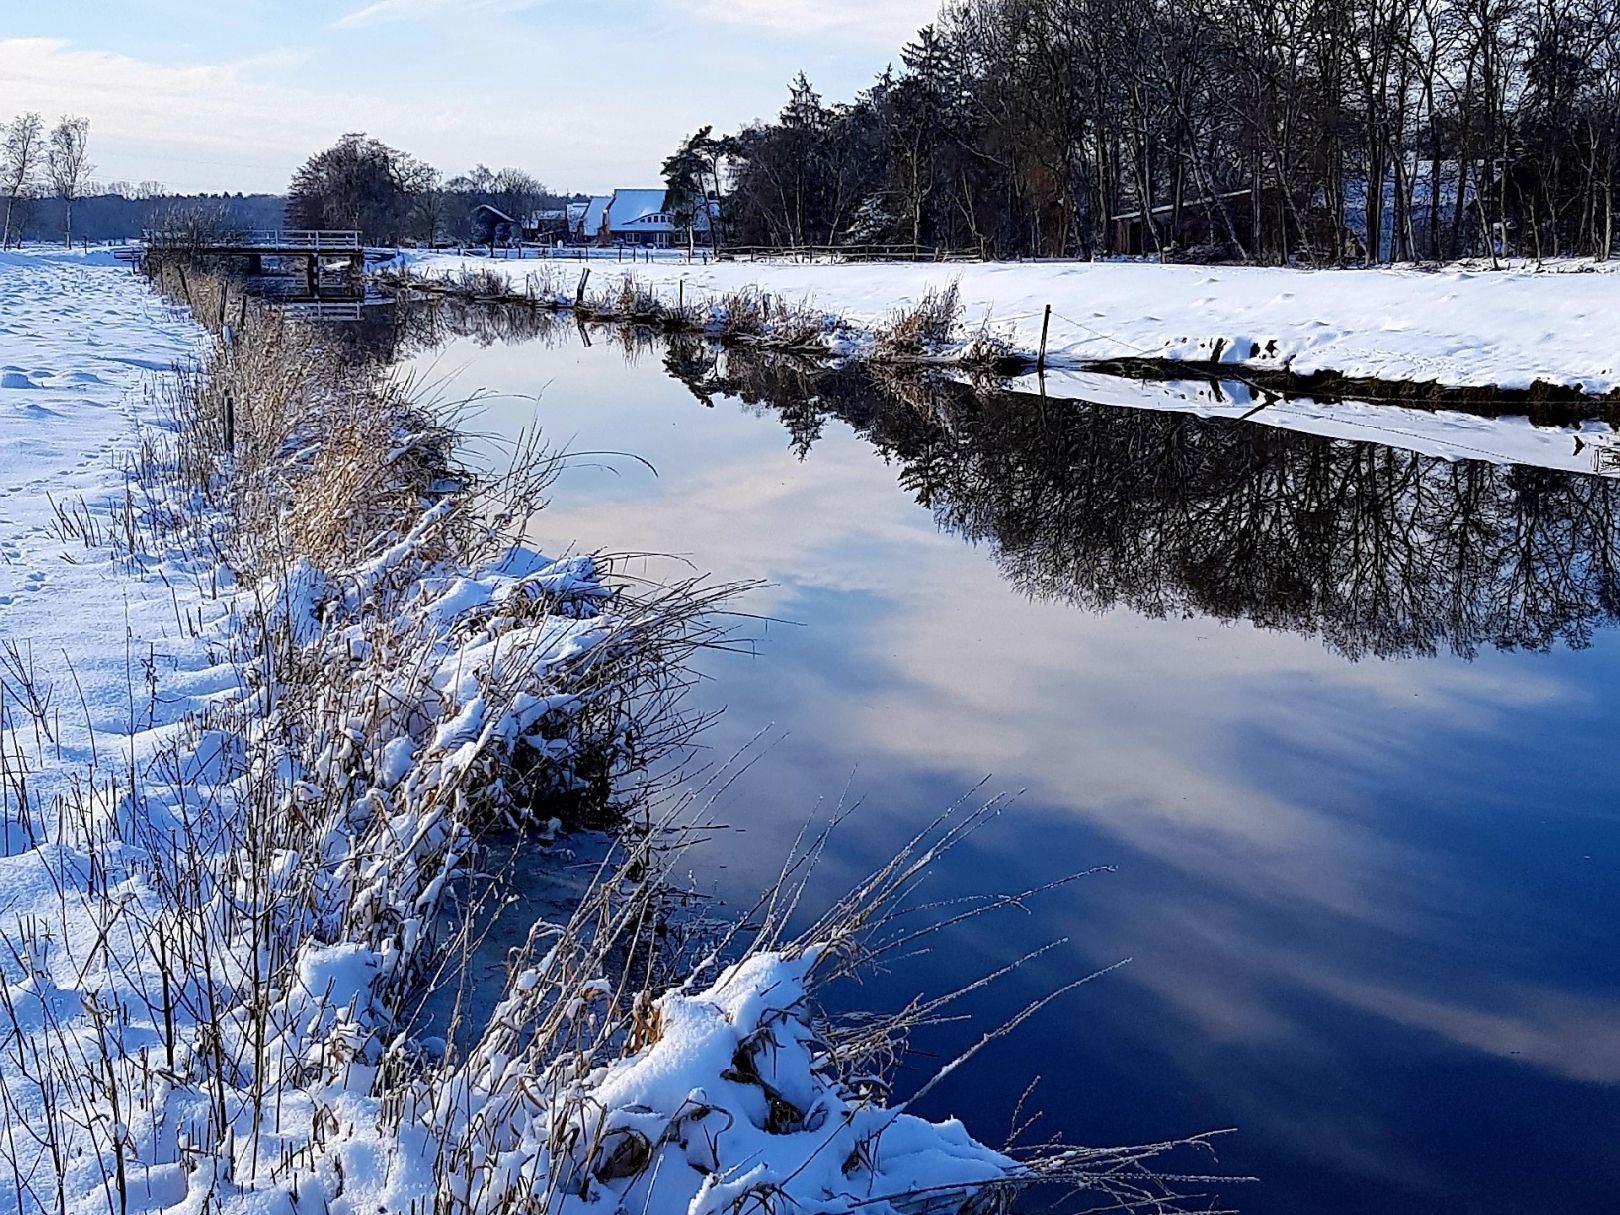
379;249;1620;395
1;250;1200;1214
1014;369;1620;477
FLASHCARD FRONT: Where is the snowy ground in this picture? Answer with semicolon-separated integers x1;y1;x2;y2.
0;249;229;1205
382;249;1620;394
0;250;210;813
0;249;1064;1215
1016;370;1620;477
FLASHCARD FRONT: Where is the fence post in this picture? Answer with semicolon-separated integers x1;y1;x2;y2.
221;321;236;455
576;268;590;307
1037;304;1052;371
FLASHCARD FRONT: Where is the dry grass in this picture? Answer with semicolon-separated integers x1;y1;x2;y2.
874;280;964;358
3;263;1235;1215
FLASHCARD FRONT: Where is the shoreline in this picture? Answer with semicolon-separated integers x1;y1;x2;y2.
373;249;1620;400
366;288;1620;480
0;249;1212;1214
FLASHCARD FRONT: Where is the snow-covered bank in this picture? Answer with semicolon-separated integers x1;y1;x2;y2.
1013;370;1620;477
378;250;1620;395
1;252;1200;1215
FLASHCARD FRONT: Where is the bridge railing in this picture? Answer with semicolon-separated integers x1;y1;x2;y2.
141;229;362;251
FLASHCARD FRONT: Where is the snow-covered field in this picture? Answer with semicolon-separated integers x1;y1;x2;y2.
0;250;1096;1215
383;249;1620;394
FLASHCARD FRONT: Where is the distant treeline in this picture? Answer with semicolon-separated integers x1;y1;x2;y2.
4;110;284;246
7;189;285;244
699;0;1620;264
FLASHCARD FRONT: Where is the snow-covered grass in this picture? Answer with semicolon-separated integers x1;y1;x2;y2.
376;249;1620;395
1;252;1229;1215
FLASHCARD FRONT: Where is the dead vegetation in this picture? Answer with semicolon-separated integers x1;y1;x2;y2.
375;265;861;360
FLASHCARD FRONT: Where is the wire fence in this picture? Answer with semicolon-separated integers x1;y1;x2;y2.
718;244;982;263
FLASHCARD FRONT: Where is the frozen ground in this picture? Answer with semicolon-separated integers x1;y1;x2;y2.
384;249;1620;394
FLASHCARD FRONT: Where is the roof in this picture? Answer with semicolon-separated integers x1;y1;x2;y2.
578;195;611;235
473;203;519;225
607;189;672;233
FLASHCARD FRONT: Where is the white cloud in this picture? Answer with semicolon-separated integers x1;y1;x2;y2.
334;0;545;28
675;0;938;45
0;36;681;194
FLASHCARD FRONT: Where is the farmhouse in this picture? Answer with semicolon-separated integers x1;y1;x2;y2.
573;189;719;247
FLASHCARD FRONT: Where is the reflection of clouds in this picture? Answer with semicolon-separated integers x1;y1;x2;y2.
852;587;1620;1085
852;580;1571;912
430;332;1619;1194
1311;973;1620;1084
538;423;956;615
522;367;1611;1082
1114;897;1620;1084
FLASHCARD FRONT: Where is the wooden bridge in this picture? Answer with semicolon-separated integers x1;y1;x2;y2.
140;230;365;285
142;229;362;254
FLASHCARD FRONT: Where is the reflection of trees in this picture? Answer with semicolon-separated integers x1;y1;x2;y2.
336;299;682;371
320;298;584;367
667;349;1620;660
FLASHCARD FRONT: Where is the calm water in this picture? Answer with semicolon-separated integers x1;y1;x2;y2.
390;306;1620;1214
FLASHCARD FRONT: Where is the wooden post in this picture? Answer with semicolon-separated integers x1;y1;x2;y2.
575;267;590;306
677;278;684;313
222;323;235;454
1037;304;1052;371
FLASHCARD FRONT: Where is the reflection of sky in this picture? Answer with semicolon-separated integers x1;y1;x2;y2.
407;334;1620;1214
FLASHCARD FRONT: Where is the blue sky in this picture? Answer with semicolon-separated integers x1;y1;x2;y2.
0;0;937;195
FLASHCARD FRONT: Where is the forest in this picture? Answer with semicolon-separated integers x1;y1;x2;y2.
699;0;1620;263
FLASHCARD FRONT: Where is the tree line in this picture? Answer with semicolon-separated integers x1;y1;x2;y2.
3;110;286;246
698;0;1620;263
285;132;561;245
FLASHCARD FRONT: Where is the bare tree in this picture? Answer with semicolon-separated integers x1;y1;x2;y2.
2;112;44;249
46;116;93;248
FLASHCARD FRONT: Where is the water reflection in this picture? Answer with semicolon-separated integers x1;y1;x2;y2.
389;309;1620;1214
352;298;1620;660
660;345;1620;661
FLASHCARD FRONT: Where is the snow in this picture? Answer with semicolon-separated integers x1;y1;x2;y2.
381;249;1620;395
0;249;1032;1215
1016;369;1620;477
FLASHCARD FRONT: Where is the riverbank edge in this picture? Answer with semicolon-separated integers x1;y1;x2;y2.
372;252;1620;405
2;252;1230;1214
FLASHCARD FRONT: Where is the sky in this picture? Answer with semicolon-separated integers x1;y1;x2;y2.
0;0;938;196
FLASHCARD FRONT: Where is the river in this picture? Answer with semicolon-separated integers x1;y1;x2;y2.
371;301;1620;1214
